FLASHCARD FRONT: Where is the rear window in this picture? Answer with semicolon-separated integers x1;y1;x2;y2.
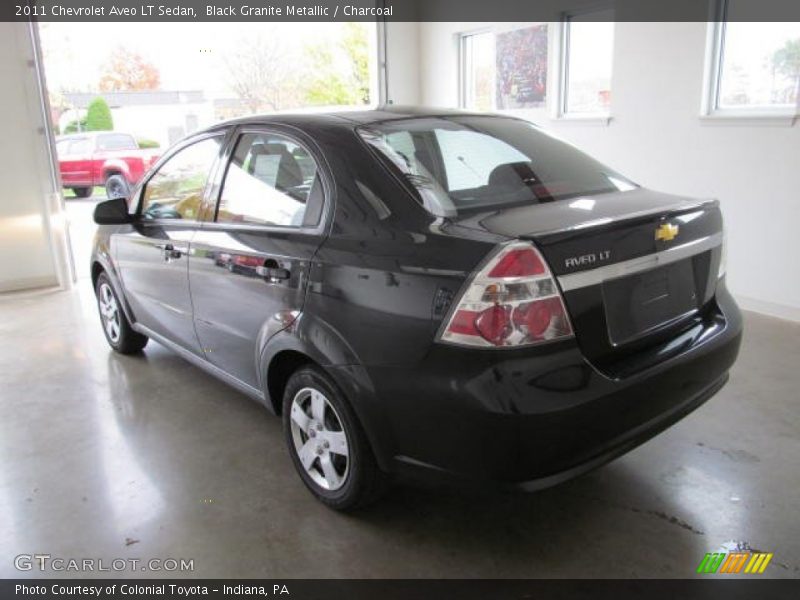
358;116;636;216
96;134;138;151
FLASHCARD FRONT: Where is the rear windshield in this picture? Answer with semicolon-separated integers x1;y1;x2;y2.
358;116;636;216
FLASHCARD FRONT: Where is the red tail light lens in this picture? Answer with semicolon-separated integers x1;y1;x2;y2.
475;305;512;345
438;242;573;348
487;247;545;277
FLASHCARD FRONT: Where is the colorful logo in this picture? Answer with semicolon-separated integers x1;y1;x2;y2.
697;551;773;574
655;222;680;242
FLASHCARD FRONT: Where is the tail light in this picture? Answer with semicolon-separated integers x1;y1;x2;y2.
438;242;573;348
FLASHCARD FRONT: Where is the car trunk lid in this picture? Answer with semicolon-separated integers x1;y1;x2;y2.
447;189;725;374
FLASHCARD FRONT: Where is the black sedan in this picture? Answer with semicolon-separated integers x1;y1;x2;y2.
90;107;742;509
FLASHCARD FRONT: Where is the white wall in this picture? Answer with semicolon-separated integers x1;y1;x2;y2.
384;22;421;105
0;23;72;293
414;21;800;321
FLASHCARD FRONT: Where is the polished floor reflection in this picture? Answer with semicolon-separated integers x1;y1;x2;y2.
0;285;798;578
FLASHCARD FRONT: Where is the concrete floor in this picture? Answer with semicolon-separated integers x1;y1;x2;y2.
0;226;798;578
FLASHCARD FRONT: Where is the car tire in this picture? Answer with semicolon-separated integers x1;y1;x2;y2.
71;187;92;198
105;174;129;199
282;365;387;510
95;272;148;354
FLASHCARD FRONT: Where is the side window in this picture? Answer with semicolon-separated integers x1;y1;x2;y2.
141;136;222;221
216;132;320;228
55;140;69;156
97;133;138;151
69;138;92;155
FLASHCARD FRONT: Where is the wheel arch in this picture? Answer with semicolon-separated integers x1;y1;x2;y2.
265;350;314;416
101;159;131;182
91;256;137;326
260;312;362;411
258;316;393;472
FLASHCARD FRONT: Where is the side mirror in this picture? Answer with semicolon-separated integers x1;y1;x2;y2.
93;197;132;225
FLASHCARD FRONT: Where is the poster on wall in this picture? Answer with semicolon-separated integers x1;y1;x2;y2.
496;24;548;109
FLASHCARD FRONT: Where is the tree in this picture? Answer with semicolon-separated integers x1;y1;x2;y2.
63;117;88;134
343;22;370;105
772;38;800;102
99;47;161;91
304;24;370;106
222;32;301;113
85;97;114;131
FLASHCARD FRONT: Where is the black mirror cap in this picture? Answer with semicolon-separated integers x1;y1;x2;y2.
93;197;132;225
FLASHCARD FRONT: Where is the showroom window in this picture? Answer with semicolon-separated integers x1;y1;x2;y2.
704;2;800;118
140;136;222;221
216;133;321;228
459;30;494;110
557;10;615;118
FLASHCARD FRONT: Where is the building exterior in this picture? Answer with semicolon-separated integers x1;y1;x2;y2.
61;90;214;148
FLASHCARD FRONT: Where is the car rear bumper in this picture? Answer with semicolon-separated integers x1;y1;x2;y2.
330;280;742;487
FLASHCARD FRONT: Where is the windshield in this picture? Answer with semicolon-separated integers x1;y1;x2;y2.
358;116;636;217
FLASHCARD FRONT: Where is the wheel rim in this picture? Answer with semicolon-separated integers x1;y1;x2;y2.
107;178;126;198
98;283;121;343
290;387;350;491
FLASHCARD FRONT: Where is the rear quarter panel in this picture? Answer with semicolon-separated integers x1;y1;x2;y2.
302;124;499;367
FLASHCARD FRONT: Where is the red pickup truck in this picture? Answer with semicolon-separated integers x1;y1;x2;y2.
56;132;160;199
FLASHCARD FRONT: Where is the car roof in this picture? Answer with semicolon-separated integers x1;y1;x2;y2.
203;105;521;134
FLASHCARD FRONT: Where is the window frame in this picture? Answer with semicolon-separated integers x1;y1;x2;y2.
204;125;331;235
701;3;799;124
458;27;495;110
133;131;227;224
553;10;614;123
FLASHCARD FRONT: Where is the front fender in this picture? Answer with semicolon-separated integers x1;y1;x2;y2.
91;233;137;325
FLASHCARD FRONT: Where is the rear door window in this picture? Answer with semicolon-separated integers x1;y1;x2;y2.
215;132;322;228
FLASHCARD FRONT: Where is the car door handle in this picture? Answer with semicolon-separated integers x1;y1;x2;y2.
255;265;291;282
154;243;185;260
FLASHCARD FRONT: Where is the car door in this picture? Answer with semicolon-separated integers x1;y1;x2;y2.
58;136;94;187
189;127;328;389
114;133;226;355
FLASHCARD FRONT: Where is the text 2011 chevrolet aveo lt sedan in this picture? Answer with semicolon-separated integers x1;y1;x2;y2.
91;107;742;509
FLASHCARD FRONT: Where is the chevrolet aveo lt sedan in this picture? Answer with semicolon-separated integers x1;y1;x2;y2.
91;107;742;509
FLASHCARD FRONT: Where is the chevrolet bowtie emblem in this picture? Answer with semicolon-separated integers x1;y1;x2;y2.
655;222;679;242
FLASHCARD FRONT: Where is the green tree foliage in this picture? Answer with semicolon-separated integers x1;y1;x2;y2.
63;117;88;134
773;38;800;82
136;138;160;149
85;97;114;131
304;23;370;106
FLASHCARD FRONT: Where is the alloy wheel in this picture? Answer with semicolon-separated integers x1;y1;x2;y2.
289;387;350;491
98;282;121;343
